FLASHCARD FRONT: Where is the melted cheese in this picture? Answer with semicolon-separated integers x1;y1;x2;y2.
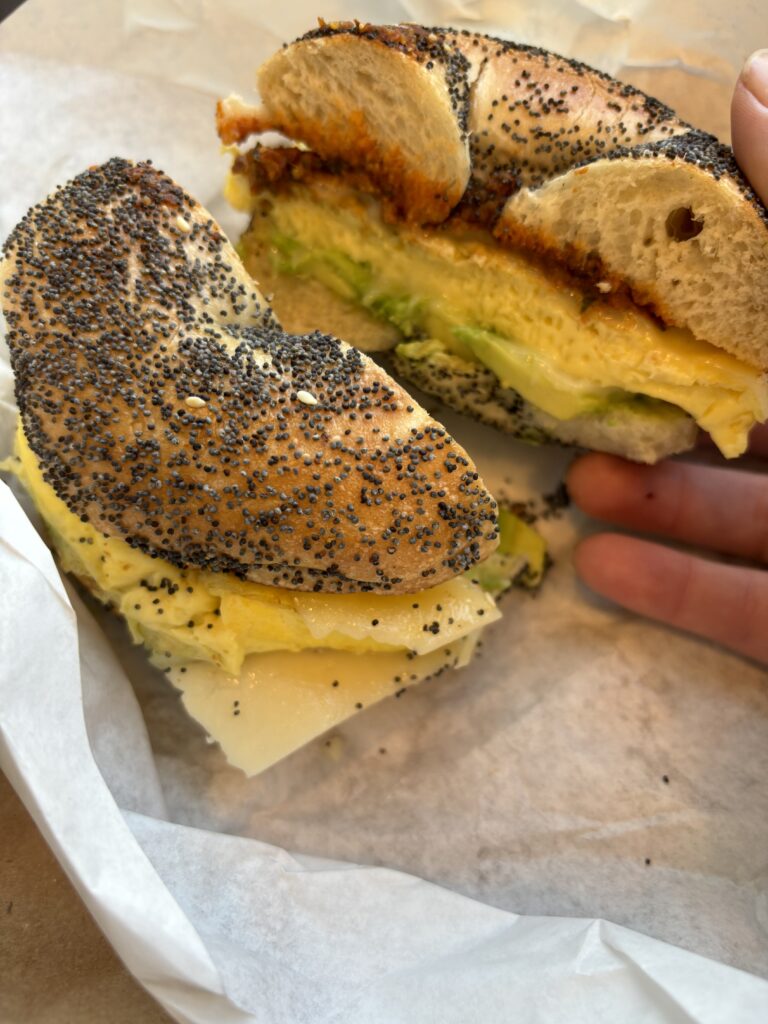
234;174;768;458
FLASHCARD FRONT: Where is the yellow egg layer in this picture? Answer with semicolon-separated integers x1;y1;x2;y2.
12;423;499;675
231;172;768;458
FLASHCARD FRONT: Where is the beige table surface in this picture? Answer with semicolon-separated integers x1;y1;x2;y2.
0;770;173;1024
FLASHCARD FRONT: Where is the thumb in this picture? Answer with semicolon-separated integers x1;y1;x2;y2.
731;49;768;206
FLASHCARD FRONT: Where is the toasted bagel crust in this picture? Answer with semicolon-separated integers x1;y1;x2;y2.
1;159;498;594
222;22;472;223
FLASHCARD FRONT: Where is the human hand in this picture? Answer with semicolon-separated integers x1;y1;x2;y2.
567;50;768;664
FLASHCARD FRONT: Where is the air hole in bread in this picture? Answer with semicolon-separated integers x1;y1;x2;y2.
665;206;704;242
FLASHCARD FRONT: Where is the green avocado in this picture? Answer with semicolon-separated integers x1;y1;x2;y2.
271;232;373;301
269;231;429;334
468;508;549;594
452;325;618;420
253;226;685;428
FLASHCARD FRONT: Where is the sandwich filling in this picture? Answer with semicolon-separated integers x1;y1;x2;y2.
228;163;767;458
10;422;540;676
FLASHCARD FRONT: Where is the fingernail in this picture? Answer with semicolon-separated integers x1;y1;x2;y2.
740;49;768;108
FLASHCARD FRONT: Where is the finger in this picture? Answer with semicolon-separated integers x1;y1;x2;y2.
567;453;768;562
731;49;768;206
574;533;768;665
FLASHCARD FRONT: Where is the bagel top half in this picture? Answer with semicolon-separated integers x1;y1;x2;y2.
1;158;498;594
218;20;768;381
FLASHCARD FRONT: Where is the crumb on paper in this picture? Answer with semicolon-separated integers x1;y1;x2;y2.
322;734;345;761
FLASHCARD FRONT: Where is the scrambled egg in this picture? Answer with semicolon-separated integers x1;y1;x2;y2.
11;423;501;675
232;173;768;458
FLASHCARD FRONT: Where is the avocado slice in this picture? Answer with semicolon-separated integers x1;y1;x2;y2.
453;325;621;420
469;508;549;595
245;221;695;438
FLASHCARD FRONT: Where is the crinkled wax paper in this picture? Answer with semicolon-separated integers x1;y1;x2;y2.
1;1;768;1022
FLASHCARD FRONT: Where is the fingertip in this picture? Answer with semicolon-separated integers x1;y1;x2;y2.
566;453;614;508
572;530;606;571
732;49;768;205
739;49;768;107
566;453;645;518
572;531;629;595
575;533;768;664
573;533;682;622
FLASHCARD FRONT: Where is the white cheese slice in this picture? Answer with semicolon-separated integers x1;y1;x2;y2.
169;636;478;776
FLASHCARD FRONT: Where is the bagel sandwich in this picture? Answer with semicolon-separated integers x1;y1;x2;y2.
218;21;768;465
1;158;540;775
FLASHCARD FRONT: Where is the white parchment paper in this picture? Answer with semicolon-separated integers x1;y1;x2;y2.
2;2;768;1022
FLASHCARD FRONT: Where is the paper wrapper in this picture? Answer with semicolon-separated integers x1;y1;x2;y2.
2;1;768;1021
